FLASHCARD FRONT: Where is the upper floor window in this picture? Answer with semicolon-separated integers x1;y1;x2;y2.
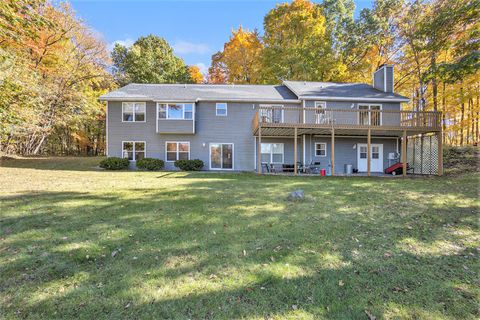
158;103;194;120
166;142;190;161
315;143;327;157
260;105;283;123
358;104;382;126
314;101;327;124
216;103;227;116
122;141;145;161
122;102;146;122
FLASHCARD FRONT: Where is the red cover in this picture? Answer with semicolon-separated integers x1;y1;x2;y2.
385;162;406;174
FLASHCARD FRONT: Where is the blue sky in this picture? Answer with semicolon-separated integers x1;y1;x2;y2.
70;0;373;74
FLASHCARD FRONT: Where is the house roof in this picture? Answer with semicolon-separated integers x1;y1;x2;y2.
99;83;299;103
100;81;410;103
283;81;409;102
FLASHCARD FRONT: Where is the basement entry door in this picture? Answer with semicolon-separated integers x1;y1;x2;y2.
357;143;383;172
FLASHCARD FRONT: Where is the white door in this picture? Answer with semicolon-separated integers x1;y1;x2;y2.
357;144;383;172
210;143;234;170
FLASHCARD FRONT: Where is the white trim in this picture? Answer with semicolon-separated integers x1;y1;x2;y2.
391;66;395;93
254;137;257;170
259;104;284;123
157;102;194;120
105;101;109;156
165;141;190;162
193;103;196;133
300;96;409;102
209;143;234;170
122;102;146;123
314;142;327;157
302;100;306;123
314;101;327;124
260;142;285;164
155;103;159;133
121;141;146;162
384;67;387;92
302;135;306;165
99;97;303;103
216;102;228;116
357;103;383;126
357;143;384;172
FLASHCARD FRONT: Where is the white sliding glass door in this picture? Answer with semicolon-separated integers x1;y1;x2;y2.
210;143;234;170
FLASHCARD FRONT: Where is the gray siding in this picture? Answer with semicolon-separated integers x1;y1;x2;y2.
157;119;194;134
107;99;400;172
107;101;299;171
386;66;394;93
373;68;385;92
257;136;398;174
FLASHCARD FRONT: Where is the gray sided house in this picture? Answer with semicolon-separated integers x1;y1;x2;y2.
100;65;443;176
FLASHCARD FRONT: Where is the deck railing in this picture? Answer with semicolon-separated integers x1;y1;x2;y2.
253;106;441;131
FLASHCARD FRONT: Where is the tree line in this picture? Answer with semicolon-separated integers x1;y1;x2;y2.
208;0;479;145
0;0;478;156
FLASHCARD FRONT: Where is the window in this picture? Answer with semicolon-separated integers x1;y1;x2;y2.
315;143;327;157
260;105;283;123
157;103;194;120
358;104;382;126
261;143;284;163
359;145;367;159
166;142;190;161
122;141;145;161
122;102;146;122
314;101;328;124
216;103;227;116
372;146;380;159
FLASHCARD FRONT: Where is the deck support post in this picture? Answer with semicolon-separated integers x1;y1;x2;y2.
367;129;371;176
331;128;335;176
257;126;262;174
294;127;298;175
402;130;407;177
438;129;443;176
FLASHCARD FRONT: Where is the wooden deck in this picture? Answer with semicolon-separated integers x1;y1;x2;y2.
253;106;443;177
252;106;442;137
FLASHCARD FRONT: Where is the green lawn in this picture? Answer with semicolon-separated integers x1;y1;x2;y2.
0;157;478;319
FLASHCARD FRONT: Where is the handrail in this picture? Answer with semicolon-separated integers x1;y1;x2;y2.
254;106;441;131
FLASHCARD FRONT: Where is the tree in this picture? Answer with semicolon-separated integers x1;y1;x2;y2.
188;65;204;84
218;26;263;84
111;35;192;85
207;51;228;83
262;0;343;82
0;1;114;155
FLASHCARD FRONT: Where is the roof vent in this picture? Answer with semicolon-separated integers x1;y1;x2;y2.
184;84;186;88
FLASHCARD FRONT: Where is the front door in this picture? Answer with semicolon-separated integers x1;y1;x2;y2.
357;143;383;172
210;143;234;170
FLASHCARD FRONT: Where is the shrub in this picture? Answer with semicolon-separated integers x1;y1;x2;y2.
136;158;164;171
99;157;130;170
174;159;204;171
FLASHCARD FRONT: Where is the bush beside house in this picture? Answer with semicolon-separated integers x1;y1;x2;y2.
174;159;204;171
136;158;165;170
99;157;130;170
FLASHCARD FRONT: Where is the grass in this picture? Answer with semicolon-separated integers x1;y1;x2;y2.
0;157;479;319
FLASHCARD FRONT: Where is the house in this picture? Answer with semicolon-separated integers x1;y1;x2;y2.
100;65;443;176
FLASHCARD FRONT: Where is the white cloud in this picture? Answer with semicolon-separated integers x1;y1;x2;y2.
108;38;135;52
195;62;209;75
172;40;210;54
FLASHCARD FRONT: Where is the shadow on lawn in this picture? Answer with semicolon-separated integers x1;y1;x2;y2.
0;174;478;319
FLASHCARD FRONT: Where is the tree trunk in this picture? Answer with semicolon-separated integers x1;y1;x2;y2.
460;84;465;146
431;54;438;111
442;82;447;143
32;134;47;155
